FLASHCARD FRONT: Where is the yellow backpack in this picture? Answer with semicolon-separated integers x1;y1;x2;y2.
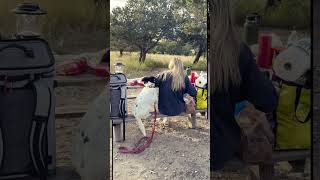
196;88;207;110
275;83;311;150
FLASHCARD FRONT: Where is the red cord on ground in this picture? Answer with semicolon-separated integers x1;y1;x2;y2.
118;105;157;154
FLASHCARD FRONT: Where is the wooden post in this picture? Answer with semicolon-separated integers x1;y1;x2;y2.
259;164;275;180
113;123;123;142
190;113;196;129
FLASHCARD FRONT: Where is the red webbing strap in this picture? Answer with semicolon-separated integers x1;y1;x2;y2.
118;105;157;154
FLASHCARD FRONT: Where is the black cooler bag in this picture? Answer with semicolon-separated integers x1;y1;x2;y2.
0;39;56;179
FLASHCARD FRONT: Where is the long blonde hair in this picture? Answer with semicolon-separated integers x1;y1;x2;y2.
163;58;185;91
209;0;241;93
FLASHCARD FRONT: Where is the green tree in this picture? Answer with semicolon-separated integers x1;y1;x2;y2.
111;0;176;63
173;0;207;64
110;37;129;57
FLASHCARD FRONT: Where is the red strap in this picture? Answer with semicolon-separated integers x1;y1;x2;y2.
136;82;145;87
118;105;157;154
129;80;145;87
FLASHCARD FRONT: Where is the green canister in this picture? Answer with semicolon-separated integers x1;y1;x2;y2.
186;67;192;76
244;14;260;46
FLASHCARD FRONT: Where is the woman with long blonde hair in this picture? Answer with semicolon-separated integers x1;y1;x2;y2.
142;58;197;116
209;0;277;170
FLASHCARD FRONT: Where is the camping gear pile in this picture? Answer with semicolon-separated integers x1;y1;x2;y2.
187;69;208;110
187;70;208;110
195;72;208;110
239;31;311;155
273;33;311;150
0;39;56;179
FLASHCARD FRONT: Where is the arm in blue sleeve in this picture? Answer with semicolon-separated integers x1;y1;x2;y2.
154;73;164;87
141;73;164;87
241;45;278;113
185;77;197;100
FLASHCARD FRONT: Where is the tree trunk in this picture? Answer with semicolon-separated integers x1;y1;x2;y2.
139;49;147;63
119;49;124;57
193;44;204;64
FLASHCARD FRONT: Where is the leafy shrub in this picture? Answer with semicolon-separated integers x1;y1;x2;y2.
110;51;207;73
263;0;310;29
184;60;207;71
151;41;194;56
145;60;168;69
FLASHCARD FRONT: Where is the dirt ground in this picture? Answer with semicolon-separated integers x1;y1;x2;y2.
112;115;210;180
112;87;210;180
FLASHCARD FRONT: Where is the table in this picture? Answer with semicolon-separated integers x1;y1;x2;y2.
55;74;106;87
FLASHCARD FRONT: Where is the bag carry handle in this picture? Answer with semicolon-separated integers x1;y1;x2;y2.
30;80;51;179
0;44;34;58
294;87;311;123
119;99;126;141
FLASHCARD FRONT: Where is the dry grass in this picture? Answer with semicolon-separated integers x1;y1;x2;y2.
110;51;207;78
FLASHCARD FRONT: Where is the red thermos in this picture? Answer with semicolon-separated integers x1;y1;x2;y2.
190;72;196;84
257;32;273;68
